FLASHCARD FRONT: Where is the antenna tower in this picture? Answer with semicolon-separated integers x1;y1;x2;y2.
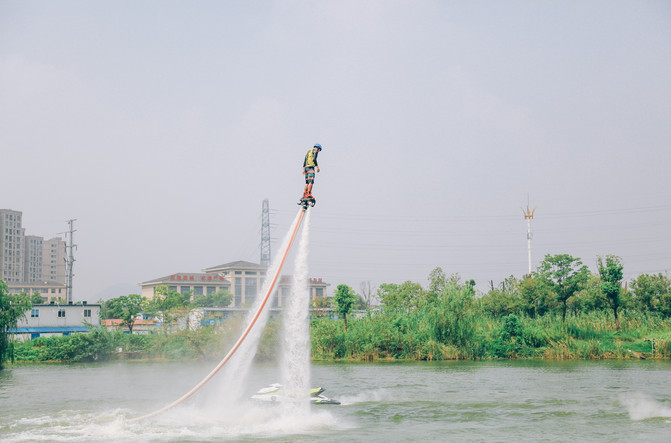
521;200;536;276
260;199;271;266
65;219;77;303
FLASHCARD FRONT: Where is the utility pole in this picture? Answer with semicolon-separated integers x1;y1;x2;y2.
260;199;271;266
522;201;536;276
65;219;77;303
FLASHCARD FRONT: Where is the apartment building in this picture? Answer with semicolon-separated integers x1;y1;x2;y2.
0;209;24;283
23;235;43;283
42;236;67;283
0;209;66;288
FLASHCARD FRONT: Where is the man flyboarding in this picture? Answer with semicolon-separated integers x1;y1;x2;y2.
300;143;322;208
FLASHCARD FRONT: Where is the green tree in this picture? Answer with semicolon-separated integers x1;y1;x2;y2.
310;295;331;318
570;273;609;314
537;254;590;323
101;297;124;319
479;275;522;318
427;267;448;295
30;292;43;304
422;273;478;350
1;280;32;367
334;284;357;331
597;255;624;331
518;275;554;317
118;294;145;334
377;281;424;311
145;286;191;331
630;273;671;317
14;291;43;305
100;294;146;333
191;290;233;308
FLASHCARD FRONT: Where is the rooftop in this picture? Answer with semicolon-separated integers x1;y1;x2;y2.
202;260;267;273
140;273;230;285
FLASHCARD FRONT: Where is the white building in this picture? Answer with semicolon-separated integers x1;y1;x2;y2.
202;260;268;307
139;260;330;308
10;303;101;341
139;272;232;301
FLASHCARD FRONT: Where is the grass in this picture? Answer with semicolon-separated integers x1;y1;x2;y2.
311;310;671;361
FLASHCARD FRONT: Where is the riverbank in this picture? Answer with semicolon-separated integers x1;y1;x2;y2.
311;311;671;361
6;311;671;364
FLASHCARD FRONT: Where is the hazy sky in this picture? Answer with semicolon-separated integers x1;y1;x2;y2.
1;1;670;301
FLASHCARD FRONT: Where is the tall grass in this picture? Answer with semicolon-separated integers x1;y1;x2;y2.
311;308;671;361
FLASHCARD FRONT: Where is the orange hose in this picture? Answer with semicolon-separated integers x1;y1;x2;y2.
129;208;307;422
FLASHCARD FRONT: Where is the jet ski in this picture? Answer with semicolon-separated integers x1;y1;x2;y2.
251;383;340;405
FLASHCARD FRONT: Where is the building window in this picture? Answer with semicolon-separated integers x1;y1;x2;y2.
235;277;242;307
277;287;290;308
180;286;190;295
83;309;91;317
31;309;39;318
168;286;177;292
194;286;203;296
58;309;66;318
206;286;216;295
315;287;324;298
245;278;257;301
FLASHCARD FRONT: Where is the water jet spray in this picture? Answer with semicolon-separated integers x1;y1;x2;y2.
129;207;310;422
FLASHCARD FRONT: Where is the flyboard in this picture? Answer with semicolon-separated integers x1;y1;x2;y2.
298;195;315;209
128;203;310;422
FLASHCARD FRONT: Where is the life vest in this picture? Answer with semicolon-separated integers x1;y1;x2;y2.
304;149;318;168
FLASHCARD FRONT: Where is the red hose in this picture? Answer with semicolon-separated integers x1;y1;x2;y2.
129;208;307;422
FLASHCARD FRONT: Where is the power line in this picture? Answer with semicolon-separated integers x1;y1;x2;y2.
273;204;671;222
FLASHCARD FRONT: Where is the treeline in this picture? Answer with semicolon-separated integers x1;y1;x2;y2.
312;254;671;360
99;287;233;333
2;282;271;364
5;253;671;364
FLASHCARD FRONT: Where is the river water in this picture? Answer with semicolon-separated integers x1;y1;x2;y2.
1;360;670;442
